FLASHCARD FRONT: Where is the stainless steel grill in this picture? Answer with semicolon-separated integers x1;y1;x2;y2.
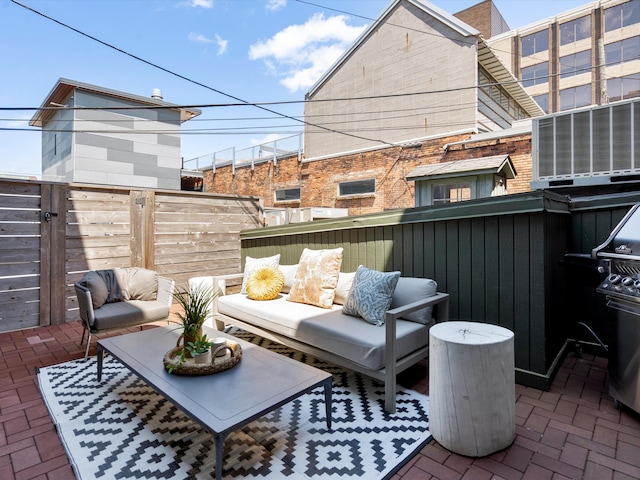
592;204;640;415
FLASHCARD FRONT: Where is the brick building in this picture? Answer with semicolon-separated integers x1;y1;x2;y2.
205;0;540;217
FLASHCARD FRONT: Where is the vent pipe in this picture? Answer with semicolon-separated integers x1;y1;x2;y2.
151;88;163;100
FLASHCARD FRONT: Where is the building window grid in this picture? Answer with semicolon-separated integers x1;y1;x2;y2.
559;84;592;111
534;93;550;114
522;62;549;87
274;187;301;202
605;36;640;66
559;50;592;79
560;16;592;45
607;73;640;102
432;183;472;205
605;0;640;32
338;178;376;197
521;29;549;56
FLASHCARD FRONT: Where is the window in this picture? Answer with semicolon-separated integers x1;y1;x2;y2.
605;0;640;31
605;36;640;66
533;93;549;114
607;74;640;102
275;187;300;202
559;50;592;79
521;30;549;56
479;68;528;120
432;183;472;205
559;84;591;111
521;62;549;87
560;16;591;45
338;179;375;197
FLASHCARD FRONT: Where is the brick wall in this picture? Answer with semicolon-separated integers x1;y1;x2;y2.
204;132;533;216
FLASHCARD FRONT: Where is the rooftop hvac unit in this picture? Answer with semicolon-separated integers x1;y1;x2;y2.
263;208;288;226
532;98;640;189
288;207;349;223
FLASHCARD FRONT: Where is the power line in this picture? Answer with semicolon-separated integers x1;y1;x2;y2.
8;0;399;149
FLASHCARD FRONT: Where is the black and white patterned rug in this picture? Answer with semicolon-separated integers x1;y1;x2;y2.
38;330;431;480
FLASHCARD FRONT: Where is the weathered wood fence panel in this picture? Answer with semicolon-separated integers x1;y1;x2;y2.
0;179;261;331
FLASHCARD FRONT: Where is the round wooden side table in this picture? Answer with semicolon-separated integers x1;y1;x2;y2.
429;321;515;457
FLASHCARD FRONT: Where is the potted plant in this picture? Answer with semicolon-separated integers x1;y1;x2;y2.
171;283;219;355
186;334;213;364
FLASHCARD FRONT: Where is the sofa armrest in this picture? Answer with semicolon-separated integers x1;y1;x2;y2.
385;292;450;324
74;283;96;327
383;291;449;413
212;273;245;296
157;276;175;307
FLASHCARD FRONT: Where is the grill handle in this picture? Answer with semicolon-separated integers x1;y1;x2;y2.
606;298;640;317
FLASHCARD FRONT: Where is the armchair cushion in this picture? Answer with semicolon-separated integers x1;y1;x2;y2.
78;271;109;309
115;267;158;301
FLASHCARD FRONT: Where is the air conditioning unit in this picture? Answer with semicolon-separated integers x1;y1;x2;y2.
308;207;349;219
263;208;288;226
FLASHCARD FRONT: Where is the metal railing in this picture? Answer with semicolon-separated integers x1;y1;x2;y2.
183;133;303;174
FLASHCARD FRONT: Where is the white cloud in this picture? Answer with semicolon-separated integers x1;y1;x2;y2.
248;13;367;92
251;133;285;146
266;0;286;11
215;34;228;55
185;0;213;8
189;32;214;44
189;32;228;55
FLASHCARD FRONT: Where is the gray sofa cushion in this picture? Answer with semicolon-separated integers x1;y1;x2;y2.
390;277;438;324
92;300;169;331
217;294;429;370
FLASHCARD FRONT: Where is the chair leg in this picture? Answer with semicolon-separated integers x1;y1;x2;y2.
84;331;92;361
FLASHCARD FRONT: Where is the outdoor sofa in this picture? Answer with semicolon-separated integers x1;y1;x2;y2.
74;267;175;359
202;248;450;413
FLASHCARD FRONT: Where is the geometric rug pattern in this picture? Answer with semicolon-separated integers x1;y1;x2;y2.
37;330;431;480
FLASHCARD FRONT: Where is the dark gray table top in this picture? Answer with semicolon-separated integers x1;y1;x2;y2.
97;326;332;435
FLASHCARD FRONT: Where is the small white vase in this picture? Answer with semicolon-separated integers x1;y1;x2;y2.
193;350;212;364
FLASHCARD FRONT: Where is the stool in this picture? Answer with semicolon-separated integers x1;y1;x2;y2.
429;321;515;457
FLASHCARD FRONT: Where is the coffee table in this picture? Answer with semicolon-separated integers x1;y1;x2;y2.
96;326;332;480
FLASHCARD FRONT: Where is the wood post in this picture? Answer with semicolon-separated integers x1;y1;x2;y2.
429;321;515;457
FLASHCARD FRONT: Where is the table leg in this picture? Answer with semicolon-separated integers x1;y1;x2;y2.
97;344;104;382
324;379;332;429
213;431;227;480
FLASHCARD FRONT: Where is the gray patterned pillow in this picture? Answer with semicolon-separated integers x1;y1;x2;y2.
342;266;401;326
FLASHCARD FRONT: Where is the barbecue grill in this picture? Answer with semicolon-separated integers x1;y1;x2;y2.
592;203;640;415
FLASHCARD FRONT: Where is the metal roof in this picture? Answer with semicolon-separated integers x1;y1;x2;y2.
29;78;201;127
406;154;516;181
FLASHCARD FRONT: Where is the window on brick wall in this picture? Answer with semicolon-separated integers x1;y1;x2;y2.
275;187;301;202
338;179;376;197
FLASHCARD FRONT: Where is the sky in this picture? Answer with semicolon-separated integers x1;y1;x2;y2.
0;0;589;178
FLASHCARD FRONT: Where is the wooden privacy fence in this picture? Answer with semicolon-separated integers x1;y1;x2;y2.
0;179;261;332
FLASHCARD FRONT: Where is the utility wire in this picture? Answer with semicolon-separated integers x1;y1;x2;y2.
9;0;399;149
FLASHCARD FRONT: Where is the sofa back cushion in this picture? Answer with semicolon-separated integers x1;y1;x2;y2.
390;277;438;324
278;264;299;294
288;248;343;308
333;271;356;305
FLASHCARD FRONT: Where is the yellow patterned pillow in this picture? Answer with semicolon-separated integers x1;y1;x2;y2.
246;266;285;301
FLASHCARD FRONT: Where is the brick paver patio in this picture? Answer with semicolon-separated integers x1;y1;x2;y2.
1;317;638;480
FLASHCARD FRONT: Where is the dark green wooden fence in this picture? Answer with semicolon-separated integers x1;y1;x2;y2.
240;190;640;390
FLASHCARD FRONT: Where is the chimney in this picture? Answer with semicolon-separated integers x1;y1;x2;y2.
151;88;163;100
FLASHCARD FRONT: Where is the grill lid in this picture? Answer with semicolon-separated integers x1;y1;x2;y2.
592;204;640;262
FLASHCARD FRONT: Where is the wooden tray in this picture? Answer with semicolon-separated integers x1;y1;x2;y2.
163;339;242;376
